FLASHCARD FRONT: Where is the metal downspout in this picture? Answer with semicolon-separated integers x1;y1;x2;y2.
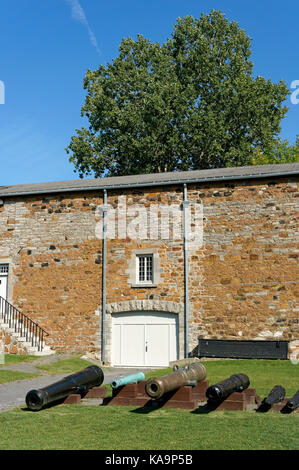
183;184;189;358
101;189;108;364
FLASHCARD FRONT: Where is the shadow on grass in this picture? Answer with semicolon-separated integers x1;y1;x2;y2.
191;400;225;415
256;401;272;413
21;389;89;413
129;401;165;414
256;400;296;414
280;404;294;414
21;397;66;413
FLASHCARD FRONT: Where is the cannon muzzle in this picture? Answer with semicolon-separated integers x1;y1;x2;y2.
111;372;145;389
145;362;207;399
206;373;250;401
263;385;286;407
285;390;299;412
26;365;104;411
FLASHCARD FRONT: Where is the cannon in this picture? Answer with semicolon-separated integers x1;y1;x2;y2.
26;365;104;411
206;373;250;401
285;390;299;412
145;362;207;399
110;372;145;389
262;385;286;407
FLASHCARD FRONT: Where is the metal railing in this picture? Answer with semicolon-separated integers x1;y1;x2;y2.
0;296;49;352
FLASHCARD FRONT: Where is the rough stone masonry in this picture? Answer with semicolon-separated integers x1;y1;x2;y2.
0;164;298;361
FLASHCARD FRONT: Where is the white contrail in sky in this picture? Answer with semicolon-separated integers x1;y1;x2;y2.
65;0;101;56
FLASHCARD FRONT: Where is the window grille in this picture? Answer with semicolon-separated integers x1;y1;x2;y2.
137;255;153;283
0;265;8;274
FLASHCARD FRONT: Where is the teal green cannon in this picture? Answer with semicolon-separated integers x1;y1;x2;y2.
110;372;146;389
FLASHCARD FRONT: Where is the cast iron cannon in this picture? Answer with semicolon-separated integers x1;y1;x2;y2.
206;373;250;401
263;385;286;407
285;390;299;412
145;362;207;399
26;365;104;411
110;372;145;389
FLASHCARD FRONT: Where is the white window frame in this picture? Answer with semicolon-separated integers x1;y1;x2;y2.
136;254;153;285
0;264;9;301
127;249;160;288
0;265;8;274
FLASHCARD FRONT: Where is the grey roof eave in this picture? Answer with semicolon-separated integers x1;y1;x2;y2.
0;168;298;198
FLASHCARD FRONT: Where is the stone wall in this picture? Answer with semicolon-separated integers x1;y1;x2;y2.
195;179;298;342
0;328;29;355
0;193;103;353
0;175;298;357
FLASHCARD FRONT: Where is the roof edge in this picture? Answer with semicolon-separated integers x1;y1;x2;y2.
0;168;298;198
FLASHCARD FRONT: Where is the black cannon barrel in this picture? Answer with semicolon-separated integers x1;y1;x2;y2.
263;385;286;406
206;373;250;401
26;365;104;411
285;390;299;412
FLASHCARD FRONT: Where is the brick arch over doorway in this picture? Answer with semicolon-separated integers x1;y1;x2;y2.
96;300;188;365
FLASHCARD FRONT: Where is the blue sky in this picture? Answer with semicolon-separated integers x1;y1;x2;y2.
0;0;298;186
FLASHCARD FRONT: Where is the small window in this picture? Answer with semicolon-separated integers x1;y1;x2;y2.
127;249;160;288
137;255;153;284
0;265;8;274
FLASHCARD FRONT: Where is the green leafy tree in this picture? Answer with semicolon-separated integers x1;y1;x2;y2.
250;136;299;165
67;10;290;178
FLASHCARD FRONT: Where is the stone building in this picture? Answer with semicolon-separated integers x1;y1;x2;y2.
0;163;298;365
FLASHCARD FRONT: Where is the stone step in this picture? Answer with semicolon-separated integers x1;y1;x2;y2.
1;323;55;355
0;317;42;331
16;336;28;342
3;327;16;334
1;327;43;344
10;332;20;338
27;347;56;356
18;340;44;347
1;307;55;356
2;322;30;331
1;322;45;339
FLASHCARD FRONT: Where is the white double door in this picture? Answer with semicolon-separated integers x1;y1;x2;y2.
112;312;178;367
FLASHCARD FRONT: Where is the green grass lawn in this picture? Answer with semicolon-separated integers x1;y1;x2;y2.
200;359;298;397
0;358;298;450
141;359;298;398
0;355;97;384
0;370;39;384
0;404;297;450
34;357;98;375
0;354;37;368
0;354;42;383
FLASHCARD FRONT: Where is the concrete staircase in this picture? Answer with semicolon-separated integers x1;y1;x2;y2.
0;296;55;356
0;319;55;355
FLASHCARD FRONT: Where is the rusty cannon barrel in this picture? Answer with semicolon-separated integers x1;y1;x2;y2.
206;373;250;401
285;390;299;412
145;362;207;399
263;385;286;407
26;365;104;411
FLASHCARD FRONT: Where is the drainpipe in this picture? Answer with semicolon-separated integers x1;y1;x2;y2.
183;184;189;358
101;189;108;364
